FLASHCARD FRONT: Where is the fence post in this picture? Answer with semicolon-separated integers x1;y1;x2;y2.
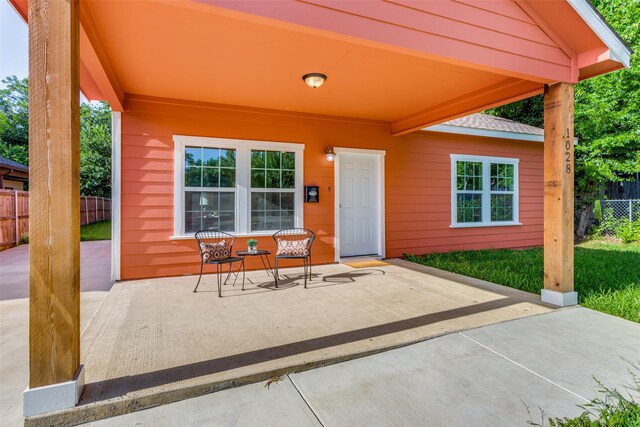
630;200;633;223
14;190;19;245
84;197;89;225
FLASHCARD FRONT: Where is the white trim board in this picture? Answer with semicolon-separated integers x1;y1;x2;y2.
334;147;386;262
23;365;85;417
110;112;121;281
425;124;544;142
567;0;632;69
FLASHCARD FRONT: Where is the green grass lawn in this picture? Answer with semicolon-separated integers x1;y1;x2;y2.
80;220;111;241
405;240;640;323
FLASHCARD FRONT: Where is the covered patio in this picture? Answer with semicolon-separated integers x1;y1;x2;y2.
11;0;631;422
38;261;555;425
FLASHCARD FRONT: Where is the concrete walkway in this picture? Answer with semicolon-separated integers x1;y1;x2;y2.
0;241;113;427
85;307;640;427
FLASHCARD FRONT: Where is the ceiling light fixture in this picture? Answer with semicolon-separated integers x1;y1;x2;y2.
302;73;327;89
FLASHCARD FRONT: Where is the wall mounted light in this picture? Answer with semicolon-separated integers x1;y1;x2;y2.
324;146;336;161
302;73;327;88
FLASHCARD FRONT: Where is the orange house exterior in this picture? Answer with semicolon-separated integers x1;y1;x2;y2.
116;98;544;280
13;0;634;418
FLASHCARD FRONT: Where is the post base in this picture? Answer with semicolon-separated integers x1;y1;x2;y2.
23;364;85;417
541;290;578;307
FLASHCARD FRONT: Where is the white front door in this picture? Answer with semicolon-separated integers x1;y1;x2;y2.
339;152;379;257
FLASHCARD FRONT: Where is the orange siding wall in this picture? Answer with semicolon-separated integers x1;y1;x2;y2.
120;98;542;280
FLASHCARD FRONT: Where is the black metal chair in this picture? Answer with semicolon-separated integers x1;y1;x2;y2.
272;228;315;288
194;230;244;297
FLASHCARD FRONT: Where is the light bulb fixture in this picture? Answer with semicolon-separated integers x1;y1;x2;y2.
302;73;327;88
324;146;336;161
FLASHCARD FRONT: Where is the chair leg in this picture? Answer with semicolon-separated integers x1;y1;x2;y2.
274;258;279;288
217;263;222;298
194;260;204;293
309;255;312;282
241;260;246;291
303;258;308;289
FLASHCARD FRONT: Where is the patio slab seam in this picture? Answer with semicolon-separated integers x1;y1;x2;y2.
458;332;590;403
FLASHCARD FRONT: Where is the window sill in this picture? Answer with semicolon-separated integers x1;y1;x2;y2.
450;222;522;229
170;231;284;241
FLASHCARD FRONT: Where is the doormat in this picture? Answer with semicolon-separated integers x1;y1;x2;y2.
344;260;390;268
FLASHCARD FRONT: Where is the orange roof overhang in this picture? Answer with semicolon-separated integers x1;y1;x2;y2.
10;0;631;135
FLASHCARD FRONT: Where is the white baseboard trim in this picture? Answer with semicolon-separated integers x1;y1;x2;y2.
541;290;579;307
23;364;85;417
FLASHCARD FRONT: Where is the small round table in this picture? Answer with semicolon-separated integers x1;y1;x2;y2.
235;249;274;277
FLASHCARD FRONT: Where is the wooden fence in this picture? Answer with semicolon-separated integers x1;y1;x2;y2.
0;190;111;250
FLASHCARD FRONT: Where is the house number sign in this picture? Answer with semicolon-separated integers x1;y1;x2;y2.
564;128;571;174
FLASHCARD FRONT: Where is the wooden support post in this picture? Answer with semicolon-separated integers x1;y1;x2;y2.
27;0;81;403
542;82;577;307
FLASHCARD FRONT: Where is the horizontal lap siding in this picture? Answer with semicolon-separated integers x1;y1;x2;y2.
385;132;543;258
120;99;543;280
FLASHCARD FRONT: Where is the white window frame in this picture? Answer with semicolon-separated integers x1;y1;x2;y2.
450;154;520;228
172;135;304;239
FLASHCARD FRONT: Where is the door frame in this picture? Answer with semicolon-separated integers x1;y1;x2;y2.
334;147;386;262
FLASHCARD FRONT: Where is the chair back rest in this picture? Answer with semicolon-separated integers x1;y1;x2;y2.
194;230;236;261
272;228;315;255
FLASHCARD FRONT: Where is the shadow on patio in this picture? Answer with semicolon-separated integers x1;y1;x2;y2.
45;260;557;425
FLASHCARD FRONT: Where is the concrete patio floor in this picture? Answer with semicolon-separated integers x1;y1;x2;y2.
28;259;560;426
84;308;640;427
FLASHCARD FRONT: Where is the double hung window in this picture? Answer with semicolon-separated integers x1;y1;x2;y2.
450;154;519;227
174;136;303;237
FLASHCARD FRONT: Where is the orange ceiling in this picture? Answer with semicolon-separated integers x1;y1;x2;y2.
85;1;510;122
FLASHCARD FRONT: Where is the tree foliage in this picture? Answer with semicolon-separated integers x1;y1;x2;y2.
0;76;112;197
487;0;640;236
0;76;29;165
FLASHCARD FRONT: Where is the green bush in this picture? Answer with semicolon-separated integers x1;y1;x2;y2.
616;220;640;244
19;233;29;244
596;207;640;243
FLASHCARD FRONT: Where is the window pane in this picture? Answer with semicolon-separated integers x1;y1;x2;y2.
251;170;265;188
185;167;201;187
281;193;294;210
491;163;514;191
185;147;202;166
202;148;219;167
219;168;235;187
251;151;265;169
281;152;295;170
202;168;219;187
456;193;482;223
185;191;235;233
251;192;266;211
491;194;513;221
456;161;482;191
282;170;295;189
266;169;280;188
220;192;234;210
266;192;280;210
281;211;295;228
219;149;236;168
266;151;280;169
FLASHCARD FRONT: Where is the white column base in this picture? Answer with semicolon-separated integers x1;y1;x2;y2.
541;289;578;307
23;364;85;417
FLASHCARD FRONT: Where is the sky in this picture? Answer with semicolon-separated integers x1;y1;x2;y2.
0;0;29;86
